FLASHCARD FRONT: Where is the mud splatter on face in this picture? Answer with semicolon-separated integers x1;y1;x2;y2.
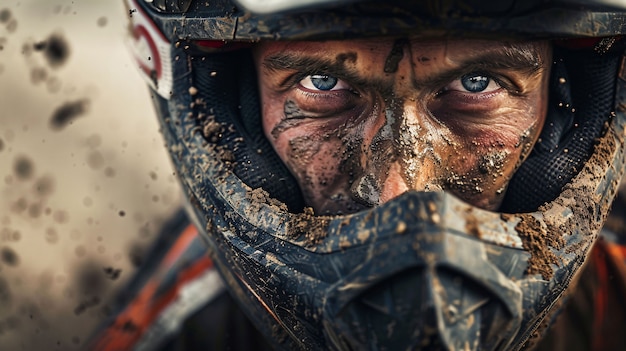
270;100;317;139
336;52;357;65
384;38;408;73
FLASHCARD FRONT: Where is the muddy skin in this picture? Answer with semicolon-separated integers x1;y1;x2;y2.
349;98;402;206
270;100;319;139
384;38;409;73
335;52;357;65
279;99;366;214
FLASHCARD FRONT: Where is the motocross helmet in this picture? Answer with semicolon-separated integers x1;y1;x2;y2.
125;0;626;349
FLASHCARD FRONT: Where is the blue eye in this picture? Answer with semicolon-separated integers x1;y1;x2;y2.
442;73;500;94
460;74;491;92
310;75;338;90
300;74;351;92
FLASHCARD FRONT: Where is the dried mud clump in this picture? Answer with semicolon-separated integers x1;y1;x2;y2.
286;209;330;246
515;214;563;280
247;187;288;212
49;99;89;131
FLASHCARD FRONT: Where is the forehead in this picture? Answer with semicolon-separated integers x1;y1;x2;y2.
254;37;548;66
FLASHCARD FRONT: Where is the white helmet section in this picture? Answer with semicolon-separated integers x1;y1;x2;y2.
125;0;174;99
233;0;352;14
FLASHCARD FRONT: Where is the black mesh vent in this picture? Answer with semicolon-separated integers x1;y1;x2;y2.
188;49;305;211
501;48;619;213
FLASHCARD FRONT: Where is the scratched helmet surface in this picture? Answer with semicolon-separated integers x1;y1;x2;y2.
125;0;626;349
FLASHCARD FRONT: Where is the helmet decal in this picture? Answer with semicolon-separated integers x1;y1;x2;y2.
126;0;173;99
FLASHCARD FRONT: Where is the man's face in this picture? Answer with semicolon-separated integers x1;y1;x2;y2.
254;38;551;215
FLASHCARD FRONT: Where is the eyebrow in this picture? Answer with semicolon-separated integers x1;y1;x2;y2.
262;42;547;91
263;53;369;88
414;43;546;90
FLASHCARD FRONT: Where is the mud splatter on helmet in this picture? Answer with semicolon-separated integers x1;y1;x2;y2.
125;0;626;349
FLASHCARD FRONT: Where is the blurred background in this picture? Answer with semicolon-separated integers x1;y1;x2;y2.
0;1;182;349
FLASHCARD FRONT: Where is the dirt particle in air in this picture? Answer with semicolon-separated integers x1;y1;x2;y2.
103;267;121;280
46;76;62;93
75;263;106;295
45;227;59;244
5;19;16;33
34;175;55;197
11;197;27;213
0;277;11;304
50;99;89;131
52;210;69;224
28;202;42;218
96;17;107;27
1;246;19;267
118;210;125;217
128;242;146;267
13;155;35;180
30;67;47;85
86;150;105;170
84;134;102;148
104;167;116;178
34;32;71;69
0;138;4;152
0;9;11;23
74;296;100;316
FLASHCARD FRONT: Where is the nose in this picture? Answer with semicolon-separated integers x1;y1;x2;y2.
350;99;441;206
350;42;443;206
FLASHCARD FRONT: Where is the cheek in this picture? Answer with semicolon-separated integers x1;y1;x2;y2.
260;90;369;212
443;95;547;209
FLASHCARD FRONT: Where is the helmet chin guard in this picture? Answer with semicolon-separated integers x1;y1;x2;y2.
125;0;626;349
